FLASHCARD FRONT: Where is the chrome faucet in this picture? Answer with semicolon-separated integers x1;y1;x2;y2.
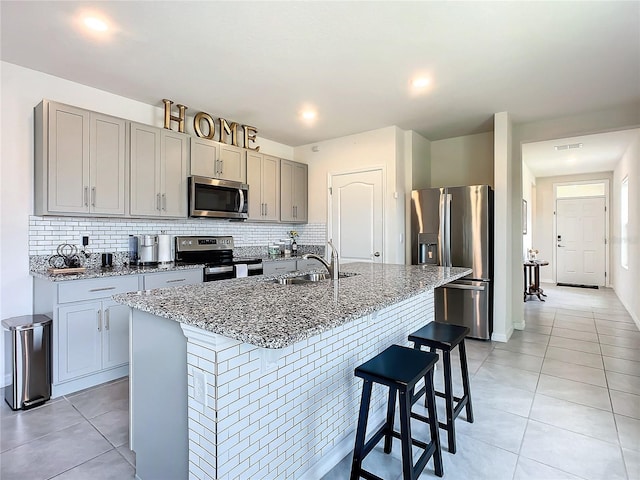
302;239;339;280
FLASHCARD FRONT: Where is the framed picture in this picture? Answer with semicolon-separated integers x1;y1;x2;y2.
522;199;527;235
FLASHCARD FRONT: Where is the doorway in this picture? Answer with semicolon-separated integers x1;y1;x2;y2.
554;181;608;287
328;168;384;264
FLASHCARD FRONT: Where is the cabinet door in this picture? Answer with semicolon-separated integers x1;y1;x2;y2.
102;300;130;369
280;160;294;222
262;155;280;221
246;151;263;220
48;103;90;214
219;144;247;183
90;113;126;215
190;137;218;178
263;260;297;276
130;123;161;216
161;130;189;217
57;302;102;382
293;162;308;223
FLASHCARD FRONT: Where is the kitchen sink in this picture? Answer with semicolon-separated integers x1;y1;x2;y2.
274;272;354;285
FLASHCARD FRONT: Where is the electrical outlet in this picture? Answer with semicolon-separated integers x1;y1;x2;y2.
193;369;207;406
82;236;89;246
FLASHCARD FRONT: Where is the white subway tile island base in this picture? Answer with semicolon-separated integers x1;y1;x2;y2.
114;263;471;480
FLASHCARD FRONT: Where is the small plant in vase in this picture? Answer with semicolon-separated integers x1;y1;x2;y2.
527;248;539;261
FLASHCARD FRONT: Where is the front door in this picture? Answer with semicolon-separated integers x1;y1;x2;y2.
556;197;606;286
329;169;383;264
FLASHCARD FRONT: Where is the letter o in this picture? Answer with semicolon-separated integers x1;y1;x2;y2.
194;112;215;139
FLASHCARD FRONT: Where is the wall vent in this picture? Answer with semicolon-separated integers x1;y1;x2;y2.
554;143;583;151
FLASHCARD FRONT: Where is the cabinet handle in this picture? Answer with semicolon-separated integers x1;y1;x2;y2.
265;203;268;216
220;159;224;175
166;278;186;283
215;159;220;176
89;286;116;292
105;308;110;330
97;310;102;332
157;193;161;211
162;193;166;211
91;187;96;207
84;187;89;207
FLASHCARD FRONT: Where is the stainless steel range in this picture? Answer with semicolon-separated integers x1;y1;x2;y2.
174;236;263;282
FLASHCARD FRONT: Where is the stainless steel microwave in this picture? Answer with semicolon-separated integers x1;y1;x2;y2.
188;176;249;219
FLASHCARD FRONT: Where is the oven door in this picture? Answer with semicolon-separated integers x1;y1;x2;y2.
203;265;235;282
189;176;248;219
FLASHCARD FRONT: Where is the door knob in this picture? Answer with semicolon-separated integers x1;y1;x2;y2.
373;252;380;257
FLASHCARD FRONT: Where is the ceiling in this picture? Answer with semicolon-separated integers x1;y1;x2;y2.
1;1;639;148
522;129;639;178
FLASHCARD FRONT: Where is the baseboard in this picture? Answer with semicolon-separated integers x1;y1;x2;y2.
513;321;525;331
299;401;387;480
3;374;10;388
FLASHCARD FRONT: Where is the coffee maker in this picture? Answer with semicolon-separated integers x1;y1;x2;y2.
135;235;159;265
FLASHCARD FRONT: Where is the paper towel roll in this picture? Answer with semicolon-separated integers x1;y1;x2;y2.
158;234;173;263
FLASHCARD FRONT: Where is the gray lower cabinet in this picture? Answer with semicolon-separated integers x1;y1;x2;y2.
262;258;325;276
262;259;297;276
142;269;202;290
33;268;202;397
294;258;324;271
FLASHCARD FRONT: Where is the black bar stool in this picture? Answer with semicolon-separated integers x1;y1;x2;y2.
350;344;443;480
409;322;474;454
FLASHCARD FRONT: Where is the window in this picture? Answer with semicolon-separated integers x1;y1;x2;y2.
621;176;629;269
556;183;606;198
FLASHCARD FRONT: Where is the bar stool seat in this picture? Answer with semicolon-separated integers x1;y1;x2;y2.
351;344;443;480
409;322;474;454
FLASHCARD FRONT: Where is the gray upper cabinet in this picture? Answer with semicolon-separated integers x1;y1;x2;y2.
190;137;246;183
247;151;280;221
34;101;126;216
280;160;308;223
130;123;188;218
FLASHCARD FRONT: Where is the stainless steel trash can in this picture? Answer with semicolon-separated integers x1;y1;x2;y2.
3;315;52;410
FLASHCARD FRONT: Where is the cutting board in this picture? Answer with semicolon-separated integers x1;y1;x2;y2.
47;267;87;275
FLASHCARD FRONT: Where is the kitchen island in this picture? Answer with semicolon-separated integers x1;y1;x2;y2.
114;262;471;480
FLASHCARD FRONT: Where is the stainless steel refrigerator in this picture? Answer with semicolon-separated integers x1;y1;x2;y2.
411;185;493;339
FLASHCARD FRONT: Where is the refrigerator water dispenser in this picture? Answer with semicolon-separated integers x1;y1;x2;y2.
417;233;438;265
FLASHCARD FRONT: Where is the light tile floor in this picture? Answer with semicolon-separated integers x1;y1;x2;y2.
322;284;640;480
0;377;134;480
1;284;638;479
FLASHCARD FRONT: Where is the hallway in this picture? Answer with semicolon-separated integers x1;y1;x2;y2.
323;284;640;479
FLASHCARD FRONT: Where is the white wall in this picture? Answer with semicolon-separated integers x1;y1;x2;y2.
522;162;536;259
430;131;494;188
493;112;516;340
534;172;613;284
612;131;640;325
293;126;407;265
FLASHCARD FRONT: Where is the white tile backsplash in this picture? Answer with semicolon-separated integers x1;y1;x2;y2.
29;215;326;255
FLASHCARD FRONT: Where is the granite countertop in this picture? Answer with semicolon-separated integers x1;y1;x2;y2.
30;263;205;282
113;262;472;349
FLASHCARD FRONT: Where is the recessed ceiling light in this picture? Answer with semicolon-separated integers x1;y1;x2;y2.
301;110;316;120
84;17;108;32
411;77;430;88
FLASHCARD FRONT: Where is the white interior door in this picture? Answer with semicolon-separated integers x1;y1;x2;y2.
556;197;606;286
330;169;383;264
